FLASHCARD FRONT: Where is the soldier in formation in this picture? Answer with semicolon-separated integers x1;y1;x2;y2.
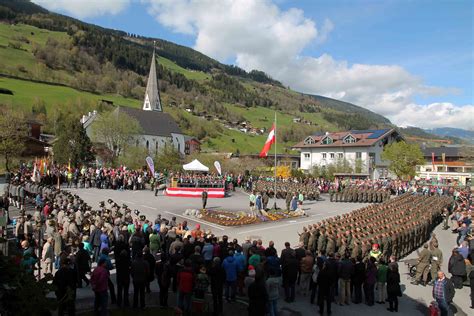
299;193;452;264
332;187;391;203
253;180;321;202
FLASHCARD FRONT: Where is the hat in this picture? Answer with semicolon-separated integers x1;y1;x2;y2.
196;224;200;229
372;244;379;249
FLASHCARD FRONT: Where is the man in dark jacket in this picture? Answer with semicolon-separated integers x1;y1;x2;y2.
202;190;208;209
448;249;466;289
116;249;131;307
53;258;77;316
208;257;225;316
76;242;90;288
317;262;332;315
131;252;150;309
433;271;455;316
280;242;295;267
338;253;354;305
353;255;366;304
143;246;156;293
248;275;268;316
90;226;102;261
282;251;298;302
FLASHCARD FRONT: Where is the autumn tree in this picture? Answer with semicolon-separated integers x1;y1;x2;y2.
0;109;27;171
381;141;424;179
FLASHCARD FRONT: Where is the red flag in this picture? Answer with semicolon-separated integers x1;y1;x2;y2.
259;124;276;158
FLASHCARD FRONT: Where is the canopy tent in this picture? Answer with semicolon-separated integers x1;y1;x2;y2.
182;159;209;172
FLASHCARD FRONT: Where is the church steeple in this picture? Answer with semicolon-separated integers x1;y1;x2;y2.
143;41;162;112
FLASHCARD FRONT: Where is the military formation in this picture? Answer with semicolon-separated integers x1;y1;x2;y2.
297;193;452;263
252;180;322;201
329;186;391;203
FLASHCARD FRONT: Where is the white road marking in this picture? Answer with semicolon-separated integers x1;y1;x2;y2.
163;211;225;231
237;217;319;235
121;200;137;205
140;205;155;209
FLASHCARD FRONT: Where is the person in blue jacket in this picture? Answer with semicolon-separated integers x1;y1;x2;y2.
222;250;239;302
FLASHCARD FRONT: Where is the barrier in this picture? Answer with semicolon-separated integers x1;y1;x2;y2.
165;187;225;198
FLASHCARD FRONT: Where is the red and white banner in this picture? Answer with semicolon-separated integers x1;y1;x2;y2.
259;123;276;158
165;187;225;198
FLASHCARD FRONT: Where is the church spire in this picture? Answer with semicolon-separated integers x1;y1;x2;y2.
143;41;162;112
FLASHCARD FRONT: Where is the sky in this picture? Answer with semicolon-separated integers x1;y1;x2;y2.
32;0;473;130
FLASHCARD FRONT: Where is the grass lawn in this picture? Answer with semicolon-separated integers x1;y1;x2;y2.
0;77;141;112
158;56;210;81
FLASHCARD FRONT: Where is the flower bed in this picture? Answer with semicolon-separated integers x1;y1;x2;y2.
184;208;307;226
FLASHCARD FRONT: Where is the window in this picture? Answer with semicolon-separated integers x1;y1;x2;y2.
356;152;362;159
322;153;327;159
321;136;333;145
343;134;356;143
304;136;315;145
338;153;343;159
369;152;376;166
303;153;310;160
330;153;335;159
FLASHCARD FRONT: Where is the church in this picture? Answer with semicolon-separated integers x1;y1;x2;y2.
82;47;186;156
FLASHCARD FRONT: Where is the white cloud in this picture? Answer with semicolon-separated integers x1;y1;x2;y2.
390;103;474;130
144;0;472;129
32;0;130;19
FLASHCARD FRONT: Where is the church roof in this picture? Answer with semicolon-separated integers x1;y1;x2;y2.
117;106;182;137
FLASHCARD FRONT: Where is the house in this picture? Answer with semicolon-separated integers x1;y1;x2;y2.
184;136;201;155
82;47;186;156
23;120;49;157
293;129;404;179
417;146;473;185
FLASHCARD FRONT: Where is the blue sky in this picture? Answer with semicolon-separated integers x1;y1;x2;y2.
33;0;473;129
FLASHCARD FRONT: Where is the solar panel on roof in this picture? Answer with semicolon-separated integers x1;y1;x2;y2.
350;130;374;134
367;129;390;139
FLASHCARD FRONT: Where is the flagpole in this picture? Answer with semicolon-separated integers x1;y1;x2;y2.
273;111;278;210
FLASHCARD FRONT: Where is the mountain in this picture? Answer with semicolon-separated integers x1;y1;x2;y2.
427;127;474;144
0;0;458;153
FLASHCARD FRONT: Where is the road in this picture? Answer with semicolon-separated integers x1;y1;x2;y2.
66;187;368;251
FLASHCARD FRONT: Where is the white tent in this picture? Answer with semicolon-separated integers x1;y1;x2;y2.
183;159;209;172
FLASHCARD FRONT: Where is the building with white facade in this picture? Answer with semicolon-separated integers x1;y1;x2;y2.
417;146;473;186
293;129;403;179
82;47;185;156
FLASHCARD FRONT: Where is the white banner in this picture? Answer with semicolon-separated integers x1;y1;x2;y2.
214;161;222;176
146;156;155;175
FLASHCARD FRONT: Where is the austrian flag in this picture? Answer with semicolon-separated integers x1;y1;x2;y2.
259;123;276;157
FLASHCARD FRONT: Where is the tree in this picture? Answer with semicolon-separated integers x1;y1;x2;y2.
381;141;424;179
154;145;182;172
91;111;142;162
53;113;94;166
0;109;27;171
118;146;148;170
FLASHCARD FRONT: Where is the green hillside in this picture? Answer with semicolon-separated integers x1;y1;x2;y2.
0;0;459;155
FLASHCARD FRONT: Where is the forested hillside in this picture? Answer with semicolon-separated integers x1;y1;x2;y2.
0;0;457;154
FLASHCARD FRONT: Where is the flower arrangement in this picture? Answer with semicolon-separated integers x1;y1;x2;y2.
183;208;307;226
